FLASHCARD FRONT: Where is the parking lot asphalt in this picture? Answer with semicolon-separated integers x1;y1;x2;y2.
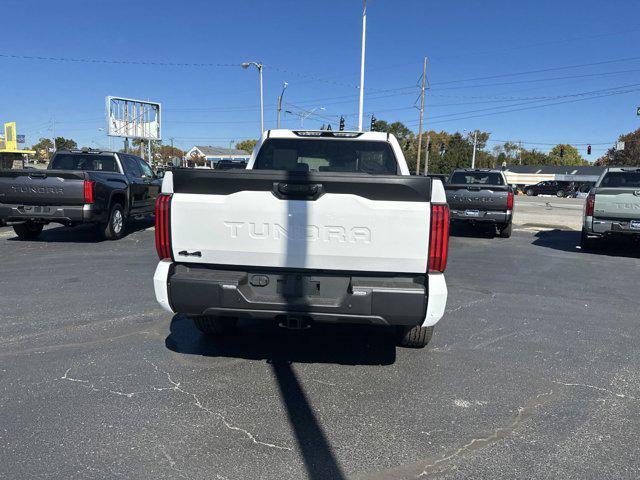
1;220;639;480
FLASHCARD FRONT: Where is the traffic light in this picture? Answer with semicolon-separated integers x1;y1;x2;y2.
427;140;432;151
370;115;377;131
587;145;592;155
560;146;565;158
339;116;345;131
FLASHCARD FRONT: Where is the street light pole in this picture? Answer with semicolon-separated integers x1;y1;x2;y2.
357;0;367;132
242;61;264;135
471;130;478;169
277;82;288;129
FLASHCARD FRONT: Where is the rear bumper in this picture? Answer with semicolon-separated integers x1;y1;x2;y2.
585;216;640;236
0;203;105;224
153;261;447;327
450;209;511;224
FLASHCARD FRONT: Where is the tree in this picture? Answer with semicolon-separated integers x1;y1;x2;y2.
157;145;185;165
54;136;77;151
596;128;640;166
31;138;54;161
131;139;162;159
235;139;258;154
520;149;550;166
549;144;586;166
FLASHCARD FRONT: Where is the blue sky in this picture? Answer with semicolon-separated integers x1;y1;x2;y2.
1;0;639;158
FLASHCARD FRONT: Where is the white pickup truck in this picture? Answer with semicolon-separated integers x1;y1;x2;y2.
153;130;449;348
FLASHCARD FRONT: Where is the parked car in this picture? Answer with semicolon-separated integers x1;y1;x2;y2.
524;180;575;197
445;168;514;238
581;167;640;249
0;149;161;240
153;129;450;348
573;183;594;199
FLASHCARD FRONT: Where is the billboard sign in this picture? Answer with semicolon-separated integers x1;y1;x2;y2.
106;96;161;140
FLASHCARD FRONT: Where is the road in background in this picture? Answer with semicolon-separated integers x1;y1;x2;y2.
514;196;584;231
0;222;638;479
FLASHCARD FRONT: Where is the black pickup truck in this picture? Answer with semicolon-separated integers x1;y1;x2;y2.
0;149;161;240
445;168;514;238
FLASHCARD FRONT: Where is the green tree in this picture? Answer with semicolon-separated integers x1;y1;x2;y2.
520;149;550;166
235;139;258;153
157;145;185;165
54;136;77;151
596;128;640;166
31;138;54;160
549;144;586;166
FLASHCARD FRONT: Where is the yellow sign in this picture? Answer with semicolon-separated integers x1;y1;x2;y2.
4;122;17;150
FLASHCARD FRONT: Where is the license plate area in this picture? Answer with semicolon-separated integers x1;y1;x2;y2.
17;205;52;215
464;209;480;217
630;220;640;231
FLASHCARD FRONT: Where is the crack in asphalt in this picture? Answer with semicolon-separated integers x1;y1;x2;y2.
59;362;293;452
416;390;556;477
552;380;636;400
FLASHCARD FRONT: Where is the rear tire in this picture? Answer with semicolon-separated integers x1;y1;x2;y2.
525;189;534;196
13;222;44;240
396;325;434;348
498;222;512;238
100;203;125;240
193;315;238;336
556;190;565;198
580;228;597;251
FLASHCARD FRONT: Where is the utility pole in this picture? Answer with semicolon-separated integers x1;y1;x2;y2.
423;133;431;175
51;117;56;153
241;62;264;135
518;140;523;165
277;82;288;129
471;130;478;169
148;140;152;165
357;0;367;132
415;57;428;175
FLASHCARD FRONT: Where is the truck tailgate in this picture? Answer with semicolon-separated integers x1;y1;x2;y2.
594;188;640;220
445;185;510;211
168;170;432;274
0;170;88;205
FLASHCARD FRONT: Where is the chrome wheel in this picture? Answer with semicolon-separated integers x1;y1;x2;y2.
112;209;123;234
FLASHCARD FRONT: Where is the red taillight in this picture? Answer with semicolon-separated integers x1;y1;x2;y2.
585;191;595;216
507;190;514;210
155;194;172;259
428;204;450;273
83;180;95;204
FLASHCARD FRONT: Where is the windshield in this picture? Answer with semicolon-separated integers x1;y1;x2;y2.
449;171;504;185
50;154;119;172
600;171;640;188
254;138;398;174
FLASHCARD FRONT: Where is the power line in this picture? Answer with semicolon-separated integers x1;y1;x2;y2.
423;86;640;126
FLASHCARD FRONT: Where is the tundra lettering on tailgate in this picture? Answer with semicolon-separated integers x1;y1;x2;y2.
224;221;371;244
11;185;64;195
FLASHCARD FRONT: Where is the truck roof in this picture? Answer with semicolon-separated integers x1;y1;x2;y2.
452;168;504;173
266;129;391;141
604;166;640;172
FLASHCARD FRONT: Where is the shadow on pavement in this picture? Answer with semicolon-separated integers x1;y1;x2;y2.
272;361;346;480
6;217;154;243
449;221;497;239
165;314;396;366
532;229;640;258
